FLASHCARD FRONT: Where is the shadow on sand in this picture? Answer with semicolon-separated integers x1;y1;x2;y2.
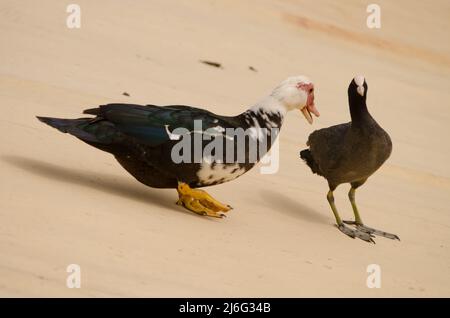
1;155;188;214
259;189;330;225
2;155;331;223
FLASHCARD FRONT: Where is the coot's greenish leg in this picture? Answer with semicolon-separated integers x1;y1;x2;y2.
327;190;342;225
344;180;366;224
327;187;375;243
348;187;364;225
343;183;400;240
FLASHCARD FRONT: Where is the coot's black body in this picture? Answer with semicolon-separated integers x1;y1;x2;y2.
301;78;392;189
300;76;397;243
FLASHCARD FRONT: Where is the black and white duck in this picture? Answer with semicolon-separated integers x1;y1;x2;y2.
38;76;319;217
300;76;399;243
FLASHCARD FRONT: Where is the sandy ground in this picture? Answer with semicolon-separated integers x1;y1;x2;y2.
0;0;449;297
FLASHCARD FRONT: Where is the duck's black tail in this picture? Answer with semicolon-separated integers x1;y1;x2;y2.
300;149;321;176
36;116;102;143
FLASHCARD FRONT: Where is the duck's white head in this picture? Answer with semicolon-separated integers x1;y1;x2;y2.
270;75;320;124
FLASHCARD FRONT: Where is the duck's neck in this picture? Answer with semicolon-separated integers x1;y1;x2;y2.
235;96;285;160
349;96;372;128
242;95;287;130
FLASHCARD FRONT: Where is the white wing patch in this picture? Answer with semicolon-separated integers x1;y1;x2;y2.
164;125;182;140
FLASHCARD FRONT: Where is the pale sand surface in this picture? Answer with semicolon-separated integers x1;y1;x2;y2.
0;0;449;297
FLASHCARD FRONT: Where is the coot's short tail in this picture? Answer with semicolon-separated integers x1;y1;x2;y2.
300;149;321;176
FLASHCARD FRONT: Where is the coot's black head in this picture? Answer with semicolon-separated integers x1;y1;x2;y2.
348;75;368;104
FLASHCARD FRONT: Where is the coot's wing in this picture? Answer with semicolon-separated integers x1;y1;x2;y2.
307;122;351;175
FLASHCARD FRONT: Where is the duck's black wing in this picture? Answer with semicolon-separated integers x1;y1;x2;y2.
38;103;244;152
81;103;243;147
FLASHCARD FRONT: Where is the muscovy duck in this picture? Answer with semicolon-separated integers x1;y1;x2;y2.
38;76;319;217
300;76;399;243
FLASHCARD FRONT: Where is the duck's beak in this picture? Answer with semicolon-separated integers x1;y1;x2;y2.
300;92;320;124
300;106;313;124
